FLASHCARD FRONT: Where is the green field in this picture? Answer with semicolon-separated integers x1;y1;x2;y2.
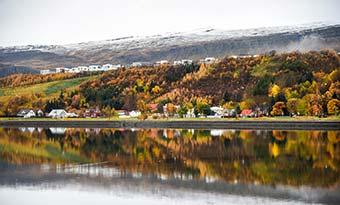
0;76;93;101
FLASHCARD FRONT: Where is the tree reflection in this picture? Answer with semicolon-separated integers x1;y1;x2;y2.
0;127;339;187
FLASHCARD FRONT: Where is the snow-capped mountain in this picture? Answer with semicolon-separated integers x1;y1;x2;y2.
1;22;340;75
2;22;338;53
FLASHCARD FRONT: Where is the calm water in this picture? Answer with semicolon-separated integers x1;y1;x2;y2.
0;127;339;205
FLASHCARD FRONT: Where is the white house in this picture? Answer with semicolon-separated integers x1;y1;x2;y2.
55;67;67;73
181;59;193;65
40;68;58;75
47;109;68;118
155;60;169;66
173;61;182;65
23;110;36;118
210;106;224;115
131;62;151;67
89;65;102;72
239;54;252;58
17;109;35;117
174;59;193;65
47;109;78;118
184;108;195;118
77;66;89;72
116;110;129;118
129;110;141;118
68;67;78;73
102;64;122;71
112;64;122;70
69;66;89;73
131;62;142;67
101;64;113;71
66;112;79;118
204;57;216;64
40;69;51;75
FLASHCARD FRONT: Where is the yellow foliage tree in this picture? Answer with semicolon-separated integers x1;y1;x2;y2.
151;86;161;94
269;84;281;98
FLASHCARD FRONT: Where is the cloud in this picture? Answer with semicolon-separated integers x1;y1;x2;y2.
282;35;326;52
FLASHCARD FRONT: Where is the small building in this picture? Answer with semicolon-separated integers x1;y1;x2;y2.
68;67;79;73
23;110;36;118
238;54;252;58
84;109;101;118
66;112;79;118
112;64;122;70
47;109;68;118
129;110;141;118
76;66;89;73
185;108;195;118
116;110;129;118
48;68;57;74
223;109;237;118
36;109;44;117
173;60;182;65
155;60;169;66
174;59;193;65
101;64;113;71
102;64;121;71
204;57;216;64
131;62;152;68
241;109;254;117
210;106;224;115
88;65;102;72
40;69;51;75
17;109;34;117
55;67;67;73
148;104;159;113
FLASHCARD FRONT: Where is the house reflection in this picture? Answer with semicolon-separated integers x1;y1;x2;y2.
49;127;67;135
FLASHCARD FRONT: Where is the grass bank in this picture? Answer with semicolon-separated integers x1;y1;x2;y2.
0;117;339;130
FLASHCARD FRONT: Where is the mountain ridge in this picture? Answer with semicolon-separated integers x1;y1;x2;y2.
1;23;340;76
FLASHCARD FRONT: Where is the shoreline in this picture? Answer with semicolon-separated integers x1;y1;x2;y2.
0;119;339;130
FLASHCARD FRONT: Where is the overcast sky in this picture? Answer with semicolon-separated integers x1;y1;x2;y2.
0;0;339;46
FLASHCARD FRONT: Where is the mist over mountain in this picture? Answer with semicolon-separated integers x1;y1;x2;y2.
0;23;340;76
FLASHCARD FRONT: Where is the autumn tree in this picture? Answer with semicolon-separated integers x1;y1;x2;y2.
286;98;298;115
269;84;281;98
327;99;340;115
177;105;188;118
270;102;286;116
165;103;176;117
102;106;116;119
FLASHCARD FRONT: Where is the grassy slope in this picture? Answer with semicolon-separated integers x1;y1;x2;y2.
0;76;94;102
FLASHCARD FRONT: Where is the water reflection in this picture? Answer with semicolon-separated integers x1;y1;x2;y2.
0;127;339;204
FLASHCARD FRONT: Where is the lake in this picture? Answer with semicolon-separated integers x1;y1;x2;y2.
0;127;339;204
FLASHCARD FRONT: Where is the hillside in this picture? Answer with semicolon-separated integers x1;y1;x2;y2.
1;23;340;76
0;75;95;115
0;50;339;117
